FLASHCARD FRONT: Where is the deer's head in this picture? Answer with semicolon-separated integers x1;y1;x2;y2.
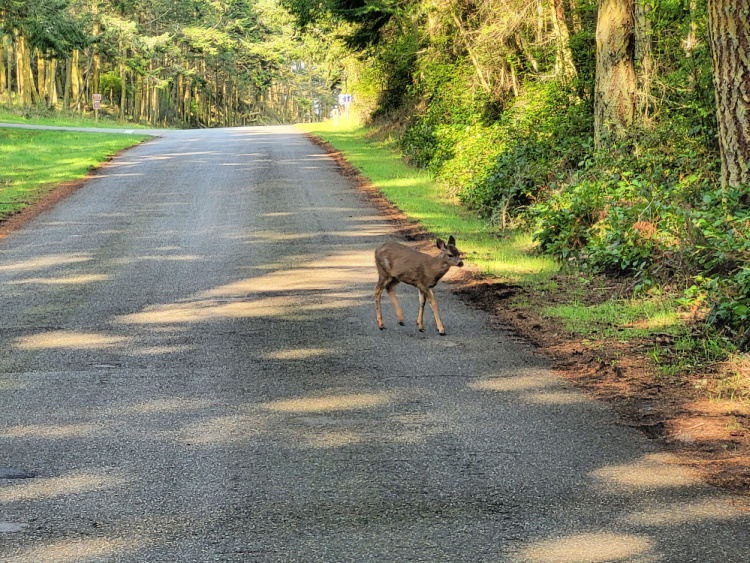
437;236;464;268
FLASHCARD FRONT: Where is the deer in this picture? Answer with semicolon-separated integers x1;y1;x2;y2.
375;236;464;336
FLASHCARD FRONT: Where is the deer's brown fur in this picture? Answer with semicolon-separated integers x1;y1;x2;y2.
374;236;464;335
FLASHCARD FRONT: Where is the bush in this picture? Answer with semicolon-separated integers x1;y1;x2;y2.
401;80;595;222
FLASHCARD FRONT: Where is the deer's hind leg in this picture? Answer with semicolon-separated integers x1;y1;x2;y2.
386;279;405;326
375;275;389;330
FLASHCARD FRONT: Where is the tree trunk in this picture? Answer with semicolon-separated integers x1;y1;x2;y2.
37;53;46;104
594;0;636;148
47;58;58;106
707;0;750;188
551;0;577;82
3;35;11;105
92;1;100;96
14;31;30;106
635;0;654;121
0;37;6;98
63;56;72;110
25;46;40;105
537;0;546;43
569;0;582;33
119;43;127;119
71;50;80;110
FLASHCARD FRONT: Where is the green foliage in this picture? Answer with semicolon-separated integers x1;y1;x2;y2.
685;187;750;341
369;27;418;117
532;128;718;276
281;0;407;50
2;0;88;55
648;0;717;145
401;80;595;226
99;72;123;105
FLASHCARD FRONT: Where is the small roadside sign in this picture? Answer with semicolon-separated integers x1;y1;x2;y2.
92;93;102;110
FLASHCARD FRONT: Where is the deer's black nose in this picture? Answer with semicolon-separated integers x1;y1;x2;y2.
457;261;464;267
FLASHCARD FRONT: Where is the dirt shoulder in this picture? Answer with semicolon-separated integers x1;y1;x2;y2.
305;132;750;496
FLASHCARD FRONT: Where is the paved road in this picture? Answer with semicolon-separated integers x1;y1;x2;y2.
0;125;748;562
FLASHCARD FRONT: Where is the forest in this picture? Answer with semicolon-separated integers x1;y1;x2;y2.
0;0;749;347
0;0;343;126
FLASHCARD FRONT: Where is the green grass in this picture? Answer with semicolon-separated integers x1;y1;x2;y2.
298;119;557;283
0;127;148;220
0;107;153;130
543;297;689;340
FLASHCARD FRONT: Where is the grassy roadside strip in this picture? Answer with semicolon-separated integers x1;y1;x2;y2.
299;119;750;493
297;119;557;283
0;107;153;130
0;127;149;223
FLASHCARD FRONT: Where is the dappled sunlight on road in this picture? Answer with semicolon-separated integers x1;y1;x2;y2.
305;430;362;449
7;274;110;285
134;344;193;356
0;423;98;440
109;397;213;416
468;372;588;405
623;497;749;526
469;374;557;392
0;253;91;273
517;532;655;563
117;293;365;324
116;250;375;325
0;470;128;504
201;252;373;294
3;537;144;563
179;414;264;445
15;330;126;350
244;229;389;242
260;347;332;360
263;392;390;413
592;452;701;490
109;254;203;265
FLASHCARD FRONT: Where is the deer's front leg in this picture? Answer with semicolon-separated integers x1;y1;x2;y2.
417;290;426;332
425;289;446;335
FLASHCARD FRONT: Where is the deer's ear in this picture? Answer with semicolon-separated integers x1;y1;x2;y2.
436;238;446;250
448;235;456;246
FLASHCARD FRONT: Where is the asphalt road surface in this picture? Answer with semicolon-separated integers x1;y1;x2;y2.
0;125;748;562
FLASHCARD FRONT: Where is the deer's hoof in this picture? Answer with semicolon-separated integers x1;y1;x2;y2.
398;321;405;326
419;328;425;333
439;331;446;336
379;326;385;331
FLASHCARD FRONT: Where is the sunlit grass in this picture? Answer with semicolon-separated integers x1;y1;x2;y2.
543;297;688;340
0;128;148;221
0;107;153;129
298;119;557;283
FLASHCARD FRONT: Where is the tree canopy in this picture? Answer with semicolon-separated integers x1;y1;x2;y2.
0;0;347;125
